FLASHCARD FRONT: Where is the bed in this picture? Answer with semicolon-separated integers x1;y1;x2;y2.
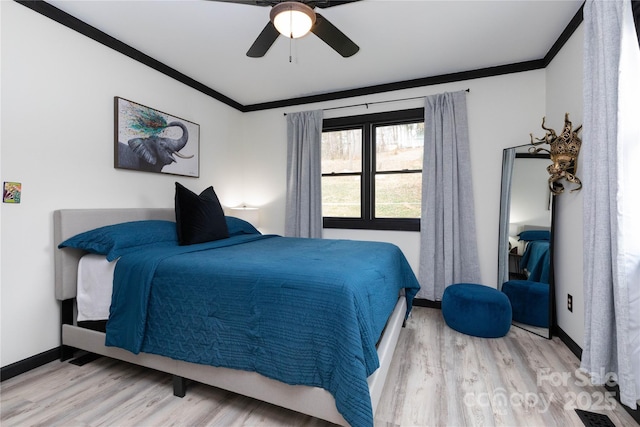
54;208;420;427
517;229;551;284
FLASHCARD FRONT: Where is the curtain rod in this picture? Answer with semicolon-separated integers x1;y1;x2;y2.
283;88;470;116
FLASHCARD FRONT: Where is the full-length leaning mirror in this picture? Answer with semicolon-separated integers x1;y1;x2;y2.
498;144;555;339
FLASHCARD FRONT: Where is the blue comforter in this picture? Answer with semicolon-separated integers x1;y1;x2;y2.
519;240;550;283
105;235;420;427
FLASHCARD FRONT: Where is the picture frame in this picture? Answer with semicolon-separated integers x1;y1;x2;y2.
114;97;199;177
3;182;21;203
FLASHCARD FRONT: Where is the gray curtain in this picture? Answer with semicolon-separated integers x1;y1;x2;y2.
285;110;324;238
417;91;481;300
581;0;639;409
497;148;516;288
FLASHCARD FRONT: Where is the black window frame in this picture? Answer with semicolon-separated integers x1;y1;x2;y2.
322;108;424;232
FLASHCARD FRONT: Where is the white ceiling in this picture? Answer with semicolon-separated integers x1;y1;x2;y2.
48;0;584;107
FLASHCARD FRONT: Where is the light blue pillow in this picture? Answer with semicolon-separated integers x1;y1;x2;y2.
58;220;178;261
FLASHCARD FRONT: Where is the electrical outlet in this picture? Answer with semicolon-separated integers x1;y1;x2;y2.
567;294;573;312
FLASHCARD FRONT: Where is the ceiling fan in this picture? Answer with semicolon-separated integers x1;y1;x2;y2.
211;0;360;58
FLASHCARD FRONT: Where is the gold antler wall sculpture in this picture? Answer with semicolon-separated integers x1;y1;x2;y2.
529;113;582;195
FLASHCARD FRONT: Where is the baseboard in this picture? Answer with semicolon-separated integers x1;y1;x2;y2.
555;326;582;360
412;298;442;309
605;383;640;425
3;325;637;425
1;347;59;382
556;327;639;424
2;300;436;382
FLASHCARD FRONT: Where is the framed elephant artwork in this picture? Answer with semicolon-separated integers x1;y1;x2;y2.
114;97;199;177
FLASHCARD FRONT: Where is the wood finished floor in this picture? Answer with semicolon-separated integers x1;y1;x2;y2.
1;307;638;427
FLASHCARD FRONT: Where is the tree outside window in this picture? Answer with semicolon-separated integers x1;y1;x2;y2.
321;108;423;231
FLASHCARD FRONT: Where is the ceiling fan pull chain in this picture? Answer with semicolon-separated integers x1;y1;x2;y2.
289;6;293;63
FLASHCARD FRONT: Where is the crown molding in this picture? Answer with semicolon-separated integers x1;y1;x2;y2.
17;0;583;113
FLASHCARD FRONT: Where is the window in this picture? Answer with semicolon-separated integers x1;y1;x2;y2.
321;108;424;231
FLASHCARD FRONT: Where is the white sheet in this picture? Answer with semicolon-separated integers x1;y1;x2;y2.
77;254;116;321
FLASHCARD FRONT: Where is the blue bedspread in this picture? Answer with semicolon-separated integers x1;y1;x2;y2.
519;240;550;283
105;235;420;427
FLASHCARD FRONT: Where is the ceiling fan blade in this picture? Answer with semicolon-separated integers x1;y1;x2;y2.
313;0;361;9
208;0;362;6
311;13;359;57
205;0;270;5
246;21;280;57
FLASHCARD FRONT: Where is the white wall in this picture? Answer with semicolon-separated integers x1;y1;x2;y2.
0;1;244;367
509;157;553;254
240;72;547;284
545;24;585;347
510;158;554;228
1;1;584;369
241;48;585;350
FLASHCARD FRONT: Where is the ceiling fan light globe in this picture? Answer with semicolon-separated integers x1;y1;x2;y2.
270;2;316;39
273;11;312;38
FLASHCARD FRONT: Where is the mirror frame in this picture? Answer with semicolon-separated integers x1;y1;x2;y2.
497;145;556;339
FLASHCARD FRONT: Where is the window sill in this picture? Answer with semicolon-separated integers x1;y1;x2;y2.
323;218;420;232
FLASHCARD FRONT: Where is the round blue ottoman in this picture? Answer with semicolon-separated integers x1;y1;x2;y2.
501;280;549;328
442;283;512;338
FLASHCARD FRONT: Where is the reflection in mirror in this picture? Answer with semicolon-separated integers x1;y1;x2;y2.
498;144;554;339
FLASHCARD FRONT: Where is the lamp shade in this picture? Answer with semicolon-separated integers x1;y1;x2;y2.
230;206;260;227
270;1;316;39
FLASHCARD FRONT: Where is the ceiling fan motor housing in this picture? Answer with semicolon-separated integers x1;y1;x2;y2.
270;1;316;38
241;0;360;57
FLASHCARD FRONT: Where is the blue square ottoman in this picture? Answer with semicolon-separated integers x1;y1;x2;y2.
442;283;512;338
501;280;549;328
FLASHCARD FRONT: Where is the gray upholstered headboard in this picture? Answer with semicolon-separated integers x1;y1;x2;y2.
54;208;175;301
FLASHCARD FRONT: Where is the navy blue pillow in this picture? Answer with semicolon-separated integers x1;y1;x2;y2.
58;220;177;261
175;182;229;245
518;230;550;241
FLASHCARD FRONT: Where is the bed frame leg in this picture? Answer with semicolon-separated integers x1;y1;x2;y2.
60;299;77;361
60;345;76;361
173;375;187;397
